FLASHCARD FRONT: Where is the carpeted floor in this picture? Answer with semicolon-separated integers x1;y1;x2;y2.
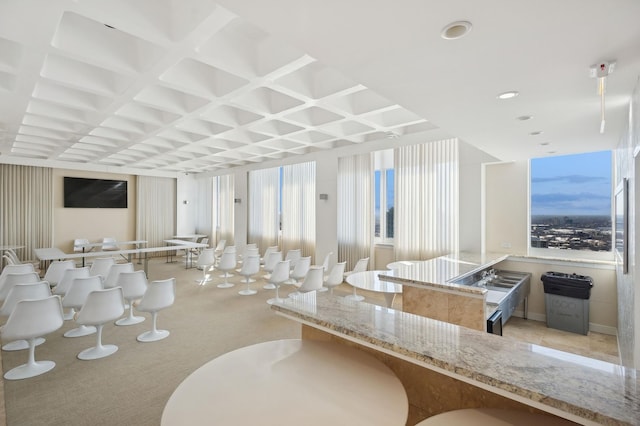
0;257;332;426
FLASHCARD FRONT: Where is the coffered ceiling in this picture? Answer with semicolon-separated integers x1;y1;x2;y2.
1;0;639;177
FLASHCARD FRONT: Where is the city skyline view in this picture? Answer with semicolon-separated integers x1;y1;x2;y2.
530;150;612;216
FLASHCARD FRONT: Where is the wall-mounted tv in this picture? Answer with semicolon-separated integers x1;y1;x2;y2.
64;177;128;208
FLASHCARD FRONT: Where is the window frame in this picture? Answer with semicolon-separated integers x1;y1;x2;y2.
527;151;615;262
374;150;394;244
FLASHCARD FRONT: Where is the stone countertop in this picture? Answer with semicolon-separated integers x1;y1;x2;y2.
377;252;509;295
271;293;639;426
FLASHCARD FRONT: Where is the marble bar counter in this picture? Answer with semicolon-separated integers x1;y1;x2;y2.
271;294;640;425
378;252;509;293
377;252;509;331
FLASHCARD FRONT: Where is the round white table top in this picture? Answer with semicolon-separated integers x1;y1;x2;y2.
386;260;421;270
346;270;403;294
161;339;408;426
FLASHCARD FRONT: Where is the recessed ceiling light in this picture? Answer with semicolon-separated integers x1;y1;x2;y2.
516;115;533;121
540;142;550;146
529;131;543;136
440;21;473;40
497;91;519;100
547;150;557;154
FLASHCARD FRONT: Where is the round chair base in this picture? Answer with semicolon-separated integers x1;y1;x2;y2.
3;338;45;352
266;297;285;305
239;289;257;296
195;278;212;283
64;325;97;338
115;316;145;326
217;283;234;289
4;360;56;380
345;294;365;302
137;329;169;342
263;283;276;290
78;344;118;360
414;408;577;426
317;287;328;292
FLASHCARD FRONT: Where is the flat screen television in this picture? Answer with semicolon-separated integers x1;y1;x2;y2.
64;177;128;208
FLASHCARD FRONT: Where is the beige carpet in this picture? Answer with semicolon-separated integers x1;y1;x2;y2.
1;257;343;426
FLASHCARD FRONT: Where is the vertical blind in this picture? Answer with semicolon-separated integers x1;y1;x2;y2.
248;167;280;252
0;164;53;261
136;176;175;256
281;161;316;258
337;153;372;270
395;139;459;260
215;174;235;246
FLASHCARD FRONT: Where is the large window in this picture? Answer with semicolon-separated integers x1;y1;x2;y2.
530;150;612;257
374;150;394;242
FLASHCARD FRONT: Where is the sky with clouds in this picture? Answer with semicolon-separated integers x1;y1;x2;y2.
531;150;611;216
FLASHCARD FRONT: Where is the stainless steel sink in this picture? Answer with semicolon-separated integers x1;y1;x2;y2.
449;268;531;327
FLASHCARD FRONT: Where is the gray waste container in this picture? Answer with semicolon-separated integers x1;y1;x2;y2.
541;272;593;335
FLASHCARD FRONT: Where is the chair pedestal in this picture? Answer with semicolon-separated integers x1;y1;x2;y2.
195;266;213;285
4;338;55;380
217;279;234;289
266;285;284;305
137;312;169;342
78;325;118;360
116;304;145;326
2;337;45;351
138;329;169;342
63;308;75;321
345;287;365;302
239;280;257;295
64;325;96;338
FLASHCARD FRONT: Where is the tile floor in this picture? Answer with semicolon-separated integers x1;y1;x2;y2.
503;317;620;364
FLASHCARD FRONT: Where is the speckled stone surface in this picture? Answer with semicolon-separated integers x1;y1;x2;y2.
272;293;640;426
378;252;508;294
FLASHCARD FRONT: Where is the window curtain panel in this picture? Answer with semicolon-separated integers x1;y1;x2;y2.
248;167;280;252
215;174;234;246
394;138;459;260
0;164;53;261
136;175;176;257
194;177;213;242
337;153;372;270
281;161;316;259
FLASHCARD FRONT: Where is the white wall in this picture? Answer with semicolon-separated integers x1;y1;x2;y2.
176;173;196;236
484;161;529;254
459;142;498;252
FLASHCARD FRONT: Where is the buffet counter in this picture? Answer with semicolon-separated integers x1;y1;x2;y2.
271;293;639;425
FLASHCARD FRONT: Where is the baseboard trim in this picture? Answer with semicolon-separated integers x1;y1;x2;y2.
511;310;618;336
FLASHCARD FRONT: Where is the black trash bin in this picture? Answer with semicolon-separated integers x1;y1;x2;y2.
541;272;593;335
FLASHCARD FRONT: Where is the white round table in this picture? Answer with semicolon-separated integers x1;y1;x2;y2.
161;339;408;426
386;260;421;270
345;270;403;307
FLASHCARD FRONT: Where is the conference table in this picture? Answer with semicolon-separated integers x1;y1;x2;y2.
161;339;408;426
74;240;148;266
35;240;207;275
345;270;403;308
163;239;205;268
